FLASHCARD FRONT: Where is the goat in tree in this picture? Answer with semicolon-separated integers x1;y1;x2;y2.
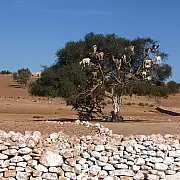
144;59;153;68
120;45;135;68
112;55;122;70
79;58;91;68
92;71;98;79
92;45;104;61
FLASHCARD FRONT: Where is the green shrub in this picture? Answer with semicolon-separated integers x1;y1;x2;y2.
13;68;31;87
149;104;154;107
138;102;144;106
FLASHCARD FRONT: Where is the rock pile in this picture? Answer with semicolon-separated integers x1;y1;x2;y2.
0;121;180;179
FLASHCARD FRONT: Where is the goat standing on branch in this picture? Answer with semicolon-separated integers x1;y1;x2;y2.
79;58;91;68
112;55;122;70
92;45;104;61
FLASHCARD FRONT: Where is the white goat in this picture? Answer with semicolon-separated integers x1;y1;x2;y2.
112;55;122;70
141;71;147;78
145;76;152;81
144;59;152;68
141;71;152;81
92;45;97;53
79;58;91;67
122;54;126;62
92;45;104;61
155;56;161;64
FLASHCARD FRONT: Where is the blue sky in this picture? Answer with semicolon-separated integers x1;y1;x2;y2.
0;0;179;81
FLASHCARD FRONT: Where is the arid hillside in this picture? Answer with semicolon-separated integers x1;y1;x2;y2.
0;74;30;98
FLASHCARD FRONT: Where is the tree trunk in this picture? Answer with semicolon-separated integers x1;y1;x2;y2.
111;95;123;122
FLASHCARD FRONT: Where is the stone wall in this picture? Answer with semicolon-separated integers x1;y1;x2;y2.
0;121;180;180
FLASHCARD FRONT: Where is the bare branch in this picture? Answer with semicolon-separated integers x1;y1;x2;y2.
105;91;113;99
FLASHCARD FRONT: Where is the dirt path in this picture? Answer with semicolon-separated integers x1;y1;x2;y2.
100;121;180;135
0;114;180;136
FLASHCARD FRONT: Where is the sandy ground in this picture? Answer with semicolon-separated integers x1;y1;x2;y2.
0;74;180;136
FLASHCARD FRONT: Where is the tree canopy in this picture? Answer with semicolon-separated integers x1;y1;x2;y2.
29;33;177;121
13;68;31;87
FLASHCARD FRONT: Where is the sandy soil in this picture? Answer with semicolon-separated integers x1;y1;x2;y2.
0;74;180;136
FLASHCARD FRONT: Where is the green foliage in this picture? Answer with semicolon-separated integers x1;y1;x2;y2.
166;81;180;94
138;102;145;106
152;64;172;82
13;68;31;86
132;82;169;98
0;70;12;74
126;102;132;106
132;80;180;98
29;63;86;99
149;104;154;107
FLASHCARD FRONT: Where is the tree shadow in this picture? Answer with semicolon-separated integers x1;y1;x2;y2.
33;118;77;122
33;117;148;123
8;84;22;89
156;107;180;116
101;119;149;123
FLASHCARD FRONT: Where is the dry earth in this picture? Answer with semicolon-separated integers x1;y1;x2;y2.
0;74;180;136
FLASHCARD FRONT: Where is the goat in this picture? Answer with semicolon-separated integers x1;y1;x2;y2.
125;45;135;56
97;52;104;60
151;44;160;53
92;45;97;53
123;45;135;67
155;56;161;64
145;76;152;81
141;71;147;78
92;71;97;79
144;59;153;68
141;71;152;81
112;55;122;70
121;54;126;62
92;45;104;61
79;58;91;67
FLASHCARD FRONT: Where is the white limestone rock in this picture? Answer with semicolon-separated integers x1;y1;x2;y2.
39;150;63;167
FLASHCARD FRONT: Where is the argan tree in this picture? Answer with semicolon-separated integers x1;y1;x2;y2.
13;68;31;87
29;33;173;121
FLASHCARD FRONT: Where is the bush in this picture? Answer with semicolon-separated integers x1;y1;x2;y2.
0;70;12;74
126;102;132;106
149;104;154;107
13;68;31;87
145;103;149;106
138;102;144;106
166;81;180;94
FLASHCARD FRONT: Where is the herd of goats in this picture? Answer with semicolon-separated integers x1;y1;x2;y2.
79;44;162;81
